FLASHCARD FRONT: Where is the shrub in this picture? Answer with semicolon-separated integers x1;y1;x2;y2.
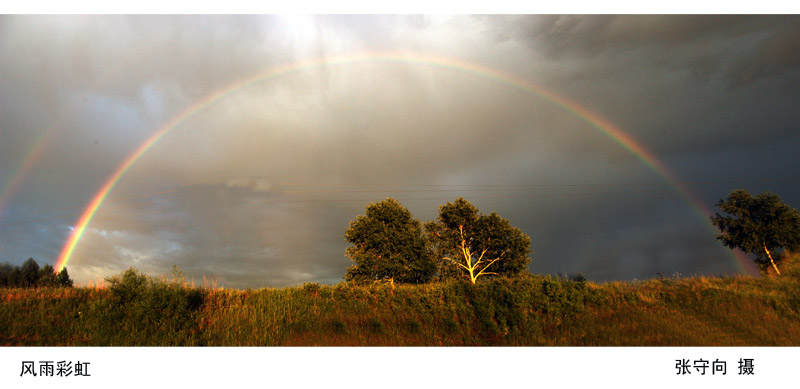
367;318;384;334
332;320;346;334
303;282;321;296
442;318;459;334
405;319;421;333
96;267;204;345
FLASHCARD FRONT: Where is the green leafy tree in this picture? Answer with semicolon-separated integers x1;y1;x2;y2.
0;262;12;287
424;198;480;280
37;263;58;287
445;225;505;284
344;198;436;284
8;266;22;287
57;267;74;287
711;189;800;275
425;198;532;282
20;257;40;287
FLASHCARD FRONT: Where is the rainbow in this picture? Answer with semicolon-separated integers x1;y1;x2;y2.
0;120;63;224
53;51;756;275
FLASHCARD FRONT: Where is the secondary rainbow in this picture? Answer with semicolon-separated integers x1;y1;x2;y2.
0;121;63;224
54;51;755;275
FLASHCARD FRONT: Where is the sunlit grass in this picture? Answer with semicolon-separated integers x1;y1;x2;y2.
2;255;799;346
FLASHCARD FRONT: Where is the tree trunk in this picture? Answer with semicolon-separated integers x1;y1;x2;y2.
763;243;781;276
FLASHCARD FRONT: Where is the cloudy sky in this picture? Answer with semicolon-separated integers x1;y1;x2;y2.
1;15;799;288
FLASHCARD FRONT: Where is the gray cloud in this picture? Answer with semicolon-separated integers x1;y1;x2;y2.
487;15;798;81
1;15;798;287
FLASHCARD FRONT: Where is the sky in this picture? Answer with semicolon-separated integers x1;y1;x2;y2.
1;14;799;289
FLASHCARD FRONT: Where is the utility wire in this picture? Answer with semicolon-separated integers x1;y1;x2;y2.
2;176;799;226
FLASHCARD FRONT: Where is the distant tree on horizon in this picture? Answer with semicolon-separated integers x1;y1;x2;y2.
20;257;40;287
38;263;58;287
0;258;74;288
0;262;12;287
57;267;74;287
711;189;800;275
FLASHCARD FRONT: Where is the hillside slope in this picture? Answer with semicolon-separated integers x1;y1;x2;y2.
2;256;799;346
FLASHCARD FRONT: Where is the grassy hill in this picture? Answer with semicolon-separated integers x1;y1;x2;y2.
2;256;799;346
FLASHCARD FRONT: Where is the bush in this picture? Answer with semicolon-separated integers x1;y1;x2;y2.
405;319;422;333
332;319;346;334
95;267;204;345
442;317;459;334
303;282;321;296
367;318;384;334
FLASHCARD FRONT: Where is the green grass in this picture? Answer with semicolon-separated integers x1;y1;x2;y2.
2;257;800;346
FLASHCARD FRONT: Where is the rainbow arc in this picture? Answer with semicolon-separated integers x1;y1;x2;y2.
53;51;756;275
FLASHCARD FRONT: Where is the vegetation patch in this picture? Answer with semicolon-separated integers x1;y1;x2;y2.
2;257;800;346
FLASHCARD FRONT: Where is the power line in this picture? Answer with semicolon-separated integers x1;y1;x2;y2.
250;189;676;205
2;176;798;227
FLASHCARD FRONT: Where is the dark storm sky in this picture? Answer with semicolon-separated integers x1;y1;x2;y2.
1;15;799;288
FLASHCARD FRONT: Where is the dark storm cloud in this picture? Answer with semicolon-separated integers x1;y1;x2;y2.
480;15;800;159
486;15;800;83
2;15;799;287
724;21;800;88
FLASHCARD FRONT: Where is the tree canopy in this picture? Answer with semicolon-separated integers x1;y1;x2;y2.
425;198;532;282
0;258;74;288
445;225;506;284
21;257;40;287
344;198;436;284
711;189;800;275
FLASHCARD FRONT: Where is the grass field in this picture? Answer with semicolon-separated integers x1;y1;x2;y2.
2;256;799;346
